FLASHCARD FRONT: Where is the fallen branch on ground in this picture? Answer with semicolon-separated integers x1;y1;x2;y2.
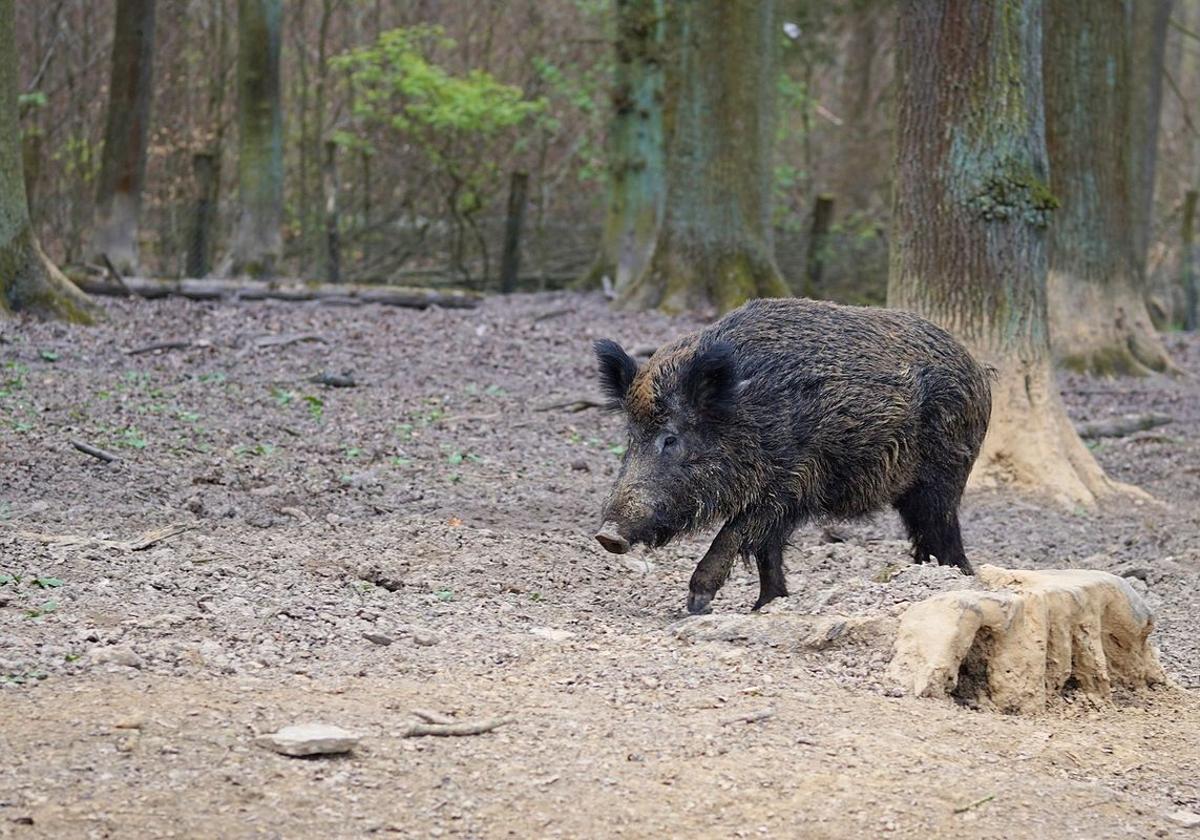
125;340;191;356
411;709;458;725
254;332;328;350
953;794;995;814
720;708;776;726
1075;413;1173;439
71;275;482;309
8;523;193;552
403;716;514;737
533;395;605;412
70;439;119;463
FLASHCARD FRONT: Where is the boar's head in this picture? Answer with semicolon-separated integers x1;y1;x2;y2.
592;338;742;554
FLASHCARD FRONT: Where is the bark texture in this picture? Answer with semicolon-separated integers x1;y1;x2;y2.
0;0;96;322
618;0;789;314
1129;0;1172;274
584;0;665;294
890;0;1131;506
1044;0;1175;375
229;0;284;278
90;0;156;274
835;1;885;219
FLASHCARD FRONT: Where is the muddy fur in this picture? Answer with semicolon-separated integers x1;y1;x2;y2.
594;297;992;613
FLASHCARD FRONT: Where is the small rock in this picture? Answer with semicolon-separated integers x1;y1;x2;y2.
90;645;144;669
364;632;394;646
570;459;590;472
1166;811;1200;829
412;632;439;647
257;723;360;757
530;627;575;642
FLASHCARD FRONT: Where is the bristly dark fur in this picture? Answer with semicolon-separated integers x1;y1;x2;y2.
594;338;639;410
594;297;993;614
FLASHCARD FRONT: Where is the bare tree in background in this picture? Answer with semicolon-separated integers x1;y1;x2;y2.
1044;0;1176;375
90;0;156;274
228;0;283;278
583;0;665;296
618;0;789;313
0;0;97;321
890;0;1131;505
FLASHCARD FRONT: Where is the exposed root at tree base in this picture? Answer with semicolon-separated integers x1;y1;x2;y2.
968;364;1148;507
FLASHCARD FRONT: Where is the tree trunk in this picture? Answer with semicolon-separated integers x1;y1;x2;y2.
890;0;1133;506
1128;0;1173;275
229;0;284;278
1184;189;1198;331
500;171;528;294
618;0;789;314
805;194;834;297
582;0;665;294
322;139;340;284
835;1;883;219
1043;0;1175;375
90;0;156;275
187;151;220;278
0;0;96;322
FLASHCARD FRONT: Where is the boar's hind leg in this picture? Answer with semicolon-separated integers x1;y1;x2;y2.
687;522;742;615
894;481;973;575
751;530;790;612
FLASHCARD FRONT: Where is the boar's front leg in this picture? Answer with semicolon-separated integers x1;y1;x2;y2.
687;521;742;615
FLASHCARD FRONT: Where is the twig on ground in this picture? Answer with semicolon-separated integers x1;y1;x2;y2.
254;332;328;350
720;708;776;726
70;439;119;463
7;523;193;552
403;716;514;737
533;395;605;412
1076;413;1173;440
100;253;131;295
532;307;575;323
126;340;191;356
411;709;458;725
953;793;995;814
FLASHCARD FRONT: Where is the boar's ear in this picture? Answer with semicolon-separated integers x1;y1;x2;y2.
682;341;738;420
594;339;639;409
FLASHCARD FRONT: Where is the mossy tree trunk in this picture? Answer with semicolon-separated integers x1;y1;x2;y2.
90;0;157;275
618;0;789;314
229;0;284;279
1043;0;1175;375
582;0;665;295
0;0;96;322
890;0;1134;506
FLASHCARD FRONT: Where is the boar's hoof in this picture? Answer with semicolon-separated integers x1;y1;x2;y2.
595;529;630;554
687;591;714;615
752;593;787;612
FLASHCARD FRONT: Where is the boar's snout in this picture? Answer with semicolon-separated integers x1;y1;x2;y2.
594;524;630;554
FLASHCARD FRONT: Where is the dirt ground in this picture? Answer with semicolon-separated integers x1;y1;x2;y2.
1;292;1199;839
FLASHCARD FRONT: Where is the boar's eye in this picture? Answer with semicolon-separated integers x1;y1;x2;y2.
658;432;679;454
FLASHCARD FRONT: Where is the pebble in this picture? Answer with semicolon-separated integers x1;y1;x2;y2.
89;645;145;669
257;723;360;757
412;632;439;647
530;627;575;642
364;632;394;646
1166;811;1200;829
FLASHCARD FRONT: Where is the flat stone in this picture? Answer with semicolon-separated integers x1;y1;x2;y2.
364;632;394;646
1166;811;1200;829
257;723;360;757
530;627;575;642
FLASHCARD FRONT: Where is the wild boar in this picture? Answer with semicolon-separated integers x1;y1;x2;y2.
593;297;991;614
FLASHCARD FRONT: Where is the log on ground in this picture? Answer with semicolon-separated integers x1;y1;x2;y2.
70;275;482;310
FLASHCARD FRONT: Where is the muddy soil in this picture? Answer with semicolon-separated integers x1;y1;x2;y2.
1;292;1199;838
